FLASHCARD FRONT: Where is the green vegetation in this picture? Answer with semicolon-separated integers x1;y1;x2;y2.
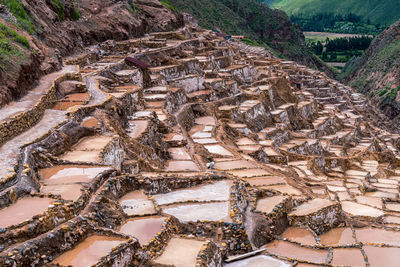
50;0;65;21
308;36;373;64
72;8;80;21
0;23;29;70
127;0;141;13
0;0;36;33
343;37;400;93
268;0;400;27
168;0;332;73
160;0;176;12
0;23;29;48
290;13;382;35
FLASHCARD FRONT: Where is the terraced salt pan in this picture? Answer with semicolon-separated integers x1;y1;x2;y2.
281;227;317;246
193;138;218;144
52;101;84;111
162;202;232;222
224;255;290;267
215;160;256;171
204;145;234;157
0;109;65;180
195;116;216;126
153;180;232;205
341;201;384;218
228;168;270;178
127;120;149;138
318;227;355;246
245;176;286;187
52;235;126;267
191;131;212;138
165;160;200;171
40;184;82;201
119;191;156;216
168;147;192;160
355;227;400;246
262;184;302;196
0;197;54;228
331;248;365;266
118;216;165;245
39;165;110;184
154;237;205;267
256;195;288;214
60;136;113;163
264;240;328;264
289;199;334;216
363;246;400;267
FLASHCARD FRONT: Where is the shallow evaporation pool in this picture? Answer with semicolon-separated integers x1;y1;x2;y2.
168;147;192;160
204;145;234;157
64;93;91;102
318;227;355;246
289;199;333;217
165;160;200;172
39;165;110;184
355;227;400;246
264;240;328;264
341;201;384;218
152;180;232;205
154;237;206;267
40;184;82;201
245;176;286;187
52;101;85;111
81;117;99;128
262;184;302;196
227;168;271;178
214;160;256;171
281;227;317;246
118;216;166;245
119;190;156;216
191;131;212;139
59;136;113;163
331;248;366;266
255;195;289;214
194;116;216;126
363;246;400;267
0;197;54;228
127;120;149;138
161;201;232;222
52;235;126;267
224;255;290;267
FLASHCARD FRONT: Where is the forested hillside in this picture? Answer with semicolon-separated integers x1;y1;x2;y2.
268;0;400;26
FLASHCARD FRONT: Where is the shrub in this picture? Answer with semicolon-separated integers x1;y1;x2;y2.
72;8;80;21
160;0;176;12
51;0;65;21
0;23;29;48
0;0;36;33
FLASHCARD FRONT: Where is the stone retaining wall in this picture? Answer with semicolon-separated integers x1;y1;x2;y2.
0;71;81;147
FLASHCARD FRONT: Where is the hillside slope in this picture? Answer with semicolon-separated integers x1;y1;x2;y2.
343;19;400;120
168;0;332;74
269;0;400;26
0;0;183;107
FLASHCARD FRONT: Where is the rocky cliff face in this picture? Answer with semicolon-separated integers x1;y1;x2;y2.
344;19;400;120
0;0;183;107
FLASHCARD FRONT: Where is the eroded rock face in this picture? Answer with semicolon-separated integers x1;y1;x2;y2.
1;19;400;267
0;0;183;109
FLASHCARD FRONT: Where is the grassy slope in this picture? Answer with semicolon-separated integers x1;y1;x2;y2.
167;0;258;39
341;19;400;119
270;0;400;26
169;0;333;75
